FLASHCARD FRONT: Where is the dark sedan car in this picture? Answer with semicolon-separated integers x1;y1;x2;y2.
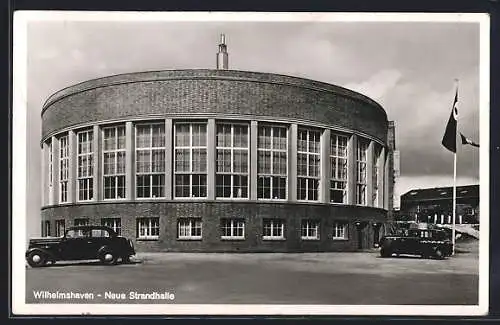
379;228;453;259
25;225;135;267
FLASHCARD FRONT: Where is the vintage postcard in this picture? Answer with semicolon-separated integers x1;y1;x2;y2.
11;11;490;316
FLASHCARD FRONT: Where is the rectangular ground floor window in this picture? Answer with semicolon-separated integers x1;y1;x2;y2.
333;222;348;240
263;219;285;240
55;219;65;237
301;220;320;240
74;218;89;226
101;217;122;235
178;218;202;240
221;218;245;240
43;220;51;237
74;218;90;236
136;217;160;240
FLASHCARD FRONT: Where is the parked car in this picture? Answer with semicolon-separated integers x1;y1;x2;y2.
25;225;135;267
379;228;453;259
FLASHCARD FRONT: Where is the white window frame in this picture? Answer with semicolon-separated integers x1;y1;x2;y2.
102;125;126;200
220;219;245;240
135;123;166;199
372;144;381;207
356;139;368;206
333;222;348;240
297;129;321;201
77;129;94;202
48;140;53;188
216;123;250;199
101;217;122;235
257;125;288;200
301;220;320;240
137;217;160;240
177;218;203;240
329;133;348;204
59;134;69;203
262;219;285;240
174;123;208;198
74;218;89;236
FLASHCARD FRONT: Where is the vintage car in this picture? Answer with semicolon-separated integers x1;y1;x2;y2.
379;228;453;259
25;225;135;267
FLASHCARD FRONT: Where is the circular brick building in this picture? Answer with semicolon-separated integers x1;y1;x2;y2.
39;38;395;252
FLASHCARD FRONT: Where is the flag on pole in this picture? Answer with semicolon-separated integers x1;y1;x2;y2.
441;88;459;153
460;133;480;147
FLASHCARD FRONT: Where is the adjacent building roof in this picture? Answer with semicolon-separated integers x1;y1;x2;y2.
401;184;479;202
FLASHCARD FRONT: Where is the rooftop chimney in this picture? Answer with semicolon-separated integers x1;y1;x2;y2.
216;33;228;70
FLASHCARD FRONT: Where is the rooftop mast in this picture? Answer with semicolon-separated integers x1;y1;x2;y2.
216;33;228;70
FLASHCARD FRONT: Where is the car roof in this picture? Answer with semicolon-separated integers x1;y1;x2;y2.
67;225;117;234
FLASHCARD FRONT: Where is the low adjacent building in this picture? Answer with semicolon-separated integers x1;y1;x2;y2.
399;185;479;225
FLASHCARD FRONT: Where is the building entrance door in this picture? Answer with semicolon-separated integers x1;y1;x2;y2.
372;223;382;247
355;222;367;249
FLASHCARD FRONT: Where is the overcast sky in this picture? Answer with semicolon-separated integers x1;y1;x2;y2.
24;16;482;237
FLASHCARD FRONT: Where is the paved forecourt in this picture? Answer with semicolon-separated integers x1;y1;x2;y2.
26;251;478;305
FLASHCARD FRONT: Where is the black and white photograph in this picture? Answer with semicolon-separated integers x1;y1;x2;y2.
12;11;489;315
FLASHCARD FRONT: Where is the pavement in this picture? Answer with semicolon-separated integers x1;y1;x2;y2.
25;246;479;306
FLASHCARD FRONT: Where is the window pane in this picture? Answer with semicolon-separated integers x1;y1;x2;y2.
152;149;165;173
175;124;190;147
233;150;248;173
233;125;248;147
136;150;151;173
136;125;150;148
309;131;320;153
192;149;207;172
297;130;307;152
175;149;190;172
192;174;207;197
192;124;207;147
309;155;320;177
114;152;124;174
258;151;271;174
258;126;271;149
273;152;286;175
175;175;190;197
232;175;248;198
103;128;116;150
216;149;231;173
152;124;165;147
297;153;307;176
216;125;231;147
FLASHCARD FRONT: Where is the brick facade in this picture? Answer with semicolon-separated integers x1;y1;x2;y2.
41;201;387;252
41;70;388;143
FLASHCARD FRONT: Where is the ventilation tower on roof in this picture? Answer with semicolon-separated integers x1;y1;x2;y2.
216;33;228;70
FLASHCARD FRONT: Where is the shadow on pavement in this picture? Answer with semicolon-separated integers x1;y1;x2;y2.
26;259;143;268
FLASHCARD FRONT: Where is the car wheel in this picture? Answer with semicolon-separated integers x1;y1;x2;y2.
26;251;47;268
99;251;117;265
121;255;131;264
380;247;392;258
434;248;444;259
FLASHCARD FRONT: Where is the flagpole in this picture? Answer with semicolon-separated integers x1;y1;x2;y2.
452;78;458;256
452;151;457;255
